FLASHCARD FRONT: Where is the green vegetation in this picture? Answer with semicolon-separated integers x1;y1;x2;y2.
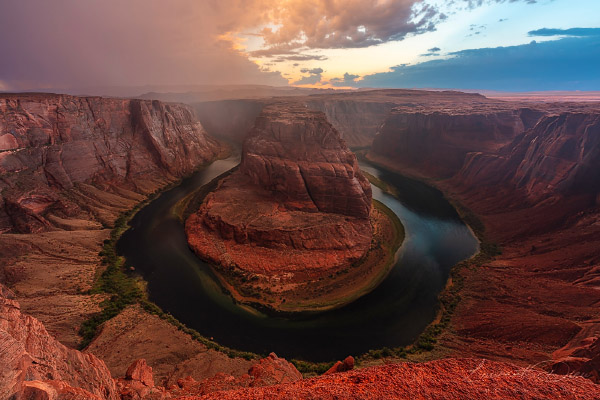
291;359;336;375
77;161;259;361
78;204;149;349
357;162;501;365
77;152;500;374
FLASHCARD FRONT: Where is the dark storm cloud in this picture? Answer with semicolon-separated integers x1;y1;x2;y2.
0;0;287;92
358;34;600;91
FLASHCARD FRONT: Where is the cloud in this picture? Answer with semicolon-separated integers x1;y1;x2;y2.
272;54;328;63
463;0;536;8
329;72;360;87
528;27;600;37
421;46;442;56
237;0;537;58
301;68;324;74
0;0;287;92
294;67;324;85
249;0;444;56
358;33;600;91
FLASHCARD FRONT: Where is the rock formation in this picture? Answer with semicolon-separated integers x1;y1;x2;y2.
178;358;600;399
4;286;600;400
0;93;221;233
0;284;118;400
371;106;546;178
368;105;600;380
455;112;600;202
186;103;372;289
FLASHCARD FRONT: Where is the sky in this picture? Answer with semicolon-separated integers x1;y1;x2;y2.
0;0;598;92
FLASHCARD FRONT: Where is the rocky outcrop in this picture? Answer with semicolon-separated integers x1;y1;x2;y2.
186;103;372;286
0;284;118;400
240;103;371;218
324;356;355;374
0;93;221;233
368;102;600;380
187;358;600;400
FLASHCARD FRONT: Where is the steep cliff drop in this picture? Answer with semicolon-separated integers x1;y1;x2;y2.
5;281;600;400
186;103;401;312
0;94;222;233
0;93;227;376
368;108;600;381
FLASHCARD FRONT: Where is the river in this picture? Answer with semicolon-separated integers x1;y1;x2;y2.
117;156;478;361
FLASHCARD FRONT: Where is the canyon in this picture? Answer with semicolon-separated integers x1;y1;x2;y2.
185;103;402;312
2;89;600;398
367;103;600;379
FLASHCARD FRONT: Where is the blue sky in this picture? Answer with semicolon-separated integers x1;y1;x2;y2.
346;0;600;90
0;0;599;91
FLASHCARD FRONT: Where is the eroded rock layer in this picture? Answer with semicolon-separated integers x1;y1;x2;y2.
0;93;221;233
186;103;372;283
0;284;118;400
371;107;545;178
368;108;600;381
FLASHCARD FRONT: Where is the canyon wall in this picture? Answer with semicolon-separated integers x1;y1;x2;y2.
371;107;546;178
0;93;221;233
305;99;398;148
240;103;372;218
0;284;118;400
192;90;520;149
368;105;600;380
187;103;372;285
194;99;266;144
455;112;600;202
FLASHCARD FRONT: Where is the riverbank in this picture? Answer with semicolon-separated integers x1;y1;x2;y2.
355;152;501;366
190;198;404;314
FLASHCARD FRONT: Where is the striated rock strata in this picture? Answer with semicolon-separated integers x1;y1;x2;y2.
0;93;221;233
0;284;118;400
368;108;600;381
371;106;545;178
186;103;372;295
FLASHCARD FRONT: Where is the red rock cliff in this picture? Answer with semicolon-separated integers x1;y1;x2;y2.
240;103;371;218
0;284;118;400
186;103;372;286
456;112;600;202
0;93;221;233
371;106;545;178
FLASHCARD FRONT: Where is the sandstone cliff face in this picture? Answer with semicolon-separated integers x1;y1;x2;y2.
454;112;600;203
0;284;118;400
0;93;220;233
367;101;600;380
306;99;398;148
186;103;372;283
240;103;371;218
371;107;545;178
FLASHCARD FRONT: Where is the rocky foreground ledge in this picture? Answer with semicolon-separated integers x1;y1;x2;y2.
185;103;401;312
3;281;600;399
